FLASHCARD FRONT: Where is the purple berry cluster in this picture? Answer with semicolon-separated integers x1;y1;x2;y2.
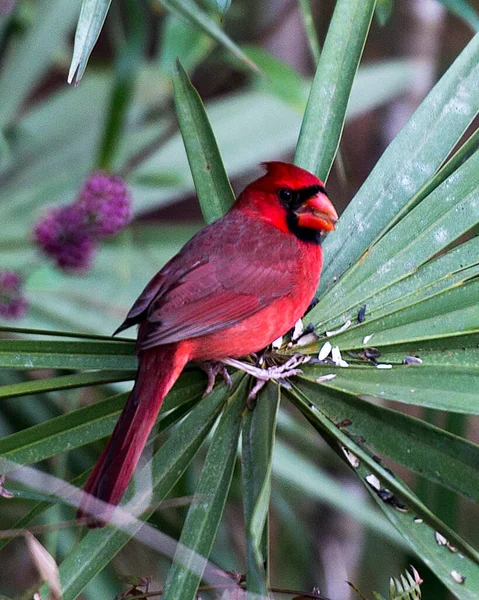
77;172;132;237
0;271;28;320
33;204;95;272
0;0;15;15
33;172;131;272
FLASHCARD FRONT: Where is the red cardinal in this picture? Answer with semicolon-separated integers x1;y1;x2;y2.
78;162;337;524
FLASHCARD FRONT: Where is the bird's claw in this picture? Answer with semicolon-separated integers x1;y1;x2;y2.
264;352;310;377
200;361;232;398
222;353;310;407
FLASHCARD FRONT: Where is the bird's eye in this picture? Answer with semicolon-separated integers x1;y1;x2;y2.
278;188;293;204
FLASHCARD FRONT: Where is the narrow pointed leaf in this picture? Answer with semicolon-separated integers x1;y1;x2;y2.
39;379;233;600
298;0;321;64
312;146;479;328
299;362;479;414
159;14;215;73
288;385;479;568
0;339;136;370
0;396;143;473
358;452;479;599
294;0;376;180
318;32;479;295
301;292;479;368
317;240;479;333
368;264;479;324
0;370;134;400
242;383;279;595
273;440;405;547
328;278;479;350
378;339;479;367
387;125;479;230
357;238;479;322
97;2;147;170
0;372;204;469
162;378;246;600
297;379;479;501
215;0;232;15
173;59;235;223
156;0;259;73
0;325;133;342
68;0;113;85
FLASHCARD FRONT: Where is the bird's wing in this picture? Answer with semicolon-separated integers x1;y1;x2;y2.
138;259;294;349
127;215;299;350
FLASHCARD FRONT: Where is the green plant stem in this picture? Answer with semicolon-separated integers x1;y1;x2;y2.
298;0;321;64
295;0;376;181
97;0;147;171
172;59;235;223
437;413;466;531
297;0;349;189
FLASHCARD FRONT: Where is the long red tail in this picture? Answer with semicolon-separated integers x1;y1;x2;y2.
77;343;189;525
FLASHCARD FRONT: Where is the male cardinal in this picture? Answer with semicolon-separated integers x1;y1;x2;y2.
78;162;337;524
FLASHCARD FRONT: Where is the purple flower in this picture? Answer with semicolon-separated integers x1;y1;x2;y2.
77;171;131;237
0;0;15;15
33;204;96;272
33;171;131;274
0;270;28;319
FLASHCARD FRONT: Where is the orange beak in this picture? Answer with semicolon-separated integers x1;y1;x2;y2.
294;192;338;232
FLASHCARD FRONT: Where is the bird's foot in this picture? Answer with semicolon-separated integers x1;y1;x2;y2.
221;353;310;407
199;361;233;398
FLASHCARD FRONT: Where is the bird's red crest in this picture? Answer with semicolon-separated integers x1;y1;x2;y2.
260;161;324;189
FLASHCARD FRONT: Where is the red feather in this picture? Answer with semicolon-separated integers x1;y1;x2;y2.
78;344;189;524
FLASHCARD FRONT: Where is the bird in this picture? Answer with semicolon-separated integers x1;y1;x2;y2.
77;161;338;525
